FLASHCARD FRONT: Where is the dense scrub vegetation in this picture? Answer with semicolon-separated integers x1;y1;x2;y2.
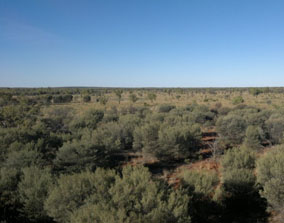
1;87;284;223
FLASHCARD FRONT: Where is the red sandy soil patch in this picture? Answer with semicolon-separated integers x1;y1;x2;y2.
202;136;217;142
198;148;212;155
122;153;158;167
201;126;216;133
122;127;221;188
165;158;220;188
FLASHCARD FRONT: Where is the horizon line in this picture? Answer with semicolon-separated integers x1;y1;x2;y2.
0;86;283;89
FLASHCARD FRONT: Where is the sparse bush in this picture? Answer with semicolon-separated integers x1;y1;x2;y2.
249;88;263;96
71;109;104;130
83;95;91;102
0;167;21;222
232;96;244;105
70;166;191;223
244;125;264;150
176;95;181;100
158;104;176;113
93;121;135;151
221;147;256;170
133;122;160;155
114;89;123;104
18;166;53;222
99;96;108;106
157;124;201;160
216;114;247;146
134;121;201;160
219;147;266;223
265;113;284;144
256;145;284;211
182;170;219;196
44;169;116;223
147;92;157;102
129;93;138;103
54;137;112;173
53;94;73;103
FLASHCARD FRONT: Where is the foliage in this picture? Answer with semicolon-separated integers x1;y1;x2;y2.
185;104;216;125
71;109;104;130
83;95;91;102
134;121;201;160
0;104;40;128
40;106;74;133
70;166;190;223
129;93;138;103
147;92;157;102
53;95;73;103
2;87;282;223
232;96;244;105
221;147;255;170
99;96;108;106
92;121;133;151
3;148;43;170
218;147;267;223
182;170;219;197
265;112;284;144
244;125;264;150
158;104;176;113
0;167;21;222
181;169;220;223
44;169;116;223
249;88;268;96
157;124;201;160
133;121;160;155
54;137;112;173
256;145;284;211
18;166;53;222
216;114;247;146
114;89;123;104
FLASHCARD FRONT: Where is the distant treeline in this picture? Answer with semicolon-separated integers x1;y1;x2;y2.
0;86;281;96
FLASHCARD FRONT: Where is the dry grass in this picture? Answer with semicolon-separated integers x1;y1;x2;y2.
42;90;284;116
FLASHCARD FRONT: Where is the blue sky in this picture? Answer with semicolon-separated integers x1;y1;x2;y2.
1;0;284;87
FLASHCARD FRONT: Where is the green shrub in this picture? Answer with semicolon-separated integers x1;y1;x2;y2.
18;166;53;222
157;124;201;160
222;168;256;195
0;167;21;221
221;147;256;170
83;95;91;102
71;109;104;130
54;138;112;173
129;93;138;103
265;113;284;144
244;125;264;150
158;104;176;113
134;121;201;161
232;96;244;105
99;96;108;106
53;95;73;103
44;169;116;223
182;170;219;196
147;92;157;102
216;114;247;146
5;149;38;169
219;147;266;223
70;166;190;223
114;89;123;104
133;122;160;155
256;145;284;211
